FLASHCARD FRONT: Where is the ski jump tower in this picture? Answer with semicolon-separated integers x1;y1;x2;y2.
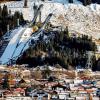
33;2;42;23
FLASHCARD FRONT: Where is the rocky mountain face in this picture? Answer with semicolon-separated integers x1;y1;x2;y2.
41;3;100;39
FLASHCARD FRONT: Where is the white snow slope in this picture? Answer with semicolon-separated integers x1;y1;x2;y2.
0;27;25;64
0;27;38;64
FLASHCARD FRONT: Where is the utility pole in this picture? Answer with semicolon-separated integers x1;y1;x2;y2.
17;18;19;26
7;24;10;36
33;3;38;18
39;11;41;23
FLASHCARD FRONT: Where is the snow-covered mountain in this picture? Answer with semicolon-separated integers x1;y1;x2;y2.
0;0;100;39
0;0;100;64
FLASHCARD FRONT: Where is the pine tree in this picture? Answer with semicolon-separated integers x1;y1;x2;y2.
69;0;73;3
0;6;2;18
87;0;92;5
2;74;9;89
2;5;8;18
9;10;11;15
13;11;20;27
83;0;92;6
0;6;2;36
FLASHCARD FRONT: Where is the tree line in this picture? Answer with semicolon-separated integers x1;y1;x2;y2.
0;5;25;37
78;0;100;5
69;0;100;6
16;27;97;70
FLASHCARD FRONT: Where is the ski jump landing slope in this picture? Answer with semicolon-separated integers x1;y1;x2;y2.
11;13;53;62
0;27;39;65
0;27;25;64
0;12;52;65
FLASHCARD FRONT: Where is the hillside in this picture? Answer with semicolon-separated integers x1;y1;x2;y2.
50;4;100;39
16;29;97;70
0;1;100;39
0;0;99;69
